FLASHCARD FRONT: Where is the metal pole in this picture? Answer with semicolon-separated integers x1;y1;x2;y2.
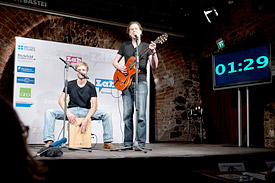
134;37;142;151
238;88;242;147
246;87;250;147
63;65;69;138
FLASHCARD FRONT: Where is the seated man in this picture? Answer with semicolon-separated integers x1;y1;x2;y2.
43;61;116;150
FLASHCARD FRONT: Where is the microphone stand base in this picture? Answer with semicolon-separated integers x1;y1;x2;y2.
62;144;92;153
110;142;152;153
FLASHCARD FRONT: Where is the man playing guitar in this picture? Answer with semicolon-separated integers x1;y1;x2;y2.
112;21;158;148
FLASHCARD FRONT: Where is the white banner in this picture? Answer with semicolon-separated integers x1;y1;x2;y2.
13;37;150;144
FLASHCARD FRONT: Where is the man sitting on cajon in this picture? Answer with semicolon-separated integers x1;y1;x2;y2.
43;62;116;150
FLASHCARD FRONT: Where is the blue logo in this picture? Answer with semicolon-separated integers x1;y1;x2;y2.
95;78;115;94
17;77;35;84
17;45;35;51
18;45;23;50
15;102;33;108
17;66;35;74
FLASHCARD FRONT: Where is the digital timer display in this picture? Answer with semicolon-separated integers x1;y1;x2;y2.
213;45;272;90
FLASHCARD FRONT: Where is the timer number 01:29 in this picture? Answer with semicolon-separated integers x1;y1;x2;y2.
215;56;269;76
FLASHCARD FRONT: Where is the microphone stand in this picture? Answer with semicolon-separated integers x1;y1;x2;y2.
132;36;148;153
58;58;92;153
112;36;151;153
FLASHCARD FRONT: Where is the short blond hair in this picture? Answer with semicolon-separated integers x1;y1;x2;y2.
75;61;89;71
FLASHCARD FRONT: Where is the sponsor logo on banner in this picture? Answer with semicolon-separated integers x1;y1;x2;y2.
19;88;31;98
66;56;82;64
17;66;35;74
18;45;23;50
18;45;36;52
17;77;35;84
17;54;36;61
95;78;115;94
15;102;33;108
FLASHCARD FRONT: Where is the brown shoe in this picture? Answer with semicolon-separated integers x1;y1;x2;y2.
103;142;117;150
44;140;54;147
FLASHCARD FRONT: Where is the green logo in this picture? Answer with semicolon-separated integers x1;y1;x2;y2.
20;88;31;98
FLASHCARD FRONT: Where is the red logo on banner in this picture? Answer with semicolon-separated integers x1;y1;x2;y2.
66;56;82;64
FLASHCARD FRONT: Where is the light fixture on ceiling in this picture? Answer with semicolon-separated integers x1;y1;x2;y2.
204;7;218;23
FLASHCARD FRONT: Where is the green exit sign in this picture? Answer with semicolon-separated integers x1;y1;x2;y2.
216;38;225;49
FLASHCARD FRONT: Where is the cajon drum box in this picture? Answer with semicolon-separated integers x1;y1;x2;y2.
69;118;91;148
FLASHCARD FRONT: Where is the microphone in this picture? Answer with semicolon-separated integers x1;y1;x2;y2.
59;57;89;80
80;74;89;80
49;137;67;147
134;33;138;40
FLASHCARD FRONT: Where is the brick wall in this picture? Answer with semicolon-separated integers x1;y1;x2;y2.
154;42;201;141
0;6;202;142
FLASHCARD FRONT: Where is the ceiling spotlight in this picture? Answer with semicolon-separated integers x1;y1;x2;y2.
204;7;218;23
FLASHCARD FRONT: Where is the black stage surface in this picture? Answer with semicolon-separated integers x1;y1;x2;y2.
29;143;275;182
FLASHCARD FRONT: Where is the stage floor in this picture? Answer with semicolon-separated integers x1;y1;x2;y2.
29;142;275;160
29;143;275;182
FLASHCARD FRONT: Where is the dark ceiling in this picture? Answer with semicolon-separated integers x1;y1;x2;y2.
50;0;212;34
1;0;271;38
47;0;231;37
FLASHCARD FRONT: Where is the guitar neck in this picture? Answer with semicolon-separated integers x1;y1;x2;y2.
136;33;167;61
129;47;150;68
129;33;167;68
129;44;153;69
139;47;151;59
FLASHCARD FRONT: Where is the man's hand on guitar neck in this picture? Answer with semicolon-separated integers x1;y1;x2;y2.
149;41;157;53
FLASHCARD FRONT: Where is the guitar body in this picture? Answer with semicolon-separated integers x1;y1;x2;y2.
113;56;140;91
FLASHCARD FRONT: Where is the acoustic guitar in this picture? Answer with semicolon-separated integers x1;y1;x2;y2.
113;33;168;91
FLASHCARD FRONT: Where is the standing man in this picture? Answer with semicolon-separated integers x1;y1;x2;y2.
43;61;116;150
112;21;158;148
